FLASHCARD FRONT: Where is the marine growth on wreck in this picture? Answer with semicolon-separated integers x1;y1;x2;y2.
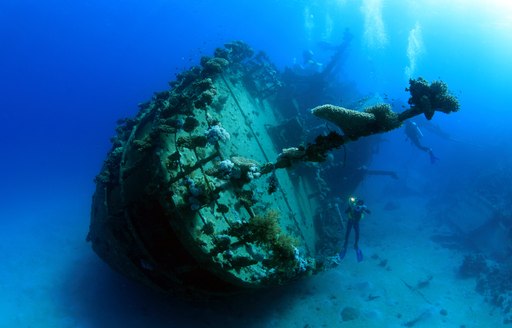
88;41;459;297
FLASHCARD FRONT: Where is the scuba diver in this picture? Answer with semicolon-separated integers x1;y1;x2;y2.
405;121;439;164
292;50;323;76
339;197;371;262
280;29;354;117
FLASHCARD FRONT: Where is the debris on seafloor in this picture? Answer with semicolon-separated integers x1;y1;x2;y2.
88;40;459;297
402;307;434;327
400;275;434;304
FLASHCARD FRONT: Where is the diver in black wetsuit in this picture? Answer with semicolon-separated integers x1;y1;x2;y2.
339;197;370;262
405;121;439;164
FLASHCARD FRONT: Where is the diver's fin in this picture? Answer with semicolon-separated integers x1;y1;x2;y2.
356;248;363;262
429;151;439;164
339;248;347;260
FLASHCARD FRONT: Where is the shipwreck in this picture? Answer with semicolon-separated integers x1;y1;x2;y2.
87;40;459;297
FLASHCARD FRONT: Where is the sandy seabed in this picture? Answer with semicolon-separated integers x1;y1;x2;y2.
0;188;503;328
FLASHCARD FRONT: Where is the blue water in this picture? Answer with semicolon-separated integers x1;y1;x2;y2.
1;0;511;327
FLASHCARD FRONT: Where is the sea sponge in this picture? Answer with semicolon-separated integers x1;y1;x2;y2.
205;124;230;144
219;159;234;175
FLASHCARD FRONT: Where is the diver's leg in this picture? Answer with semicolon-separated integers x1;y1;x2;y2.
343;220;353;249
412;139;430;153
353;220;360;249
339;220;353;259
419;145;431;152
428;148;439;163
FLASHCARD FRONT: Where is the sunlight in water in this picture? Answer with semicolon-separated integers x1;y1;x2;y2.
485;0;512;29
304;6;315;41
405;22;424;79
361;0;388;49
449;0;512;53
426;0;512;28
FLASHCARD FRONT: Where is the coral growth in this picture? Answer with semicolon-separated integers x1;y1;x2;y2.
311;103;401;140
176;135;207;149
169;66;202;92
247;210;281;244
224;40;254;63
304;132;346;163
364;103;400;131
94;146;123;185
182;177;205;210
183;116;199;132
267;172;278;194
405;77;459;120
114;117;137;143
230;156;260;179
458;254;512;323
225;210;303;272
211;94;229;112
236;189;256;208
228;255;258;272
458;254;489;278
227;210;280;245
166;151;181;170
476;263;512;324
267;234;299;269
275;147;306;168
181;176;218;211
193;77;215;92
216;203;229;214
206;157;261;183
160;94;187;117
311;105;373;138
218;159;234;174
132;136;153;152
194;90;216;109
205;159;233;179
205;124;230;144
211;234;232;254
201;221;215;235
201;56;230;76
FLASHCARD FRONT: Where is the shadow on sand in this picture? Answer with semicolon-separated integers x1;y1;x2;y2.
59;251;305;328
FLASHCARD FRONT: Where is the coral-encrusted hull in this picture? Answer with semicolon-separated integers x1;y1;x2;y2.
88;41;323;296
88;41;459;296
